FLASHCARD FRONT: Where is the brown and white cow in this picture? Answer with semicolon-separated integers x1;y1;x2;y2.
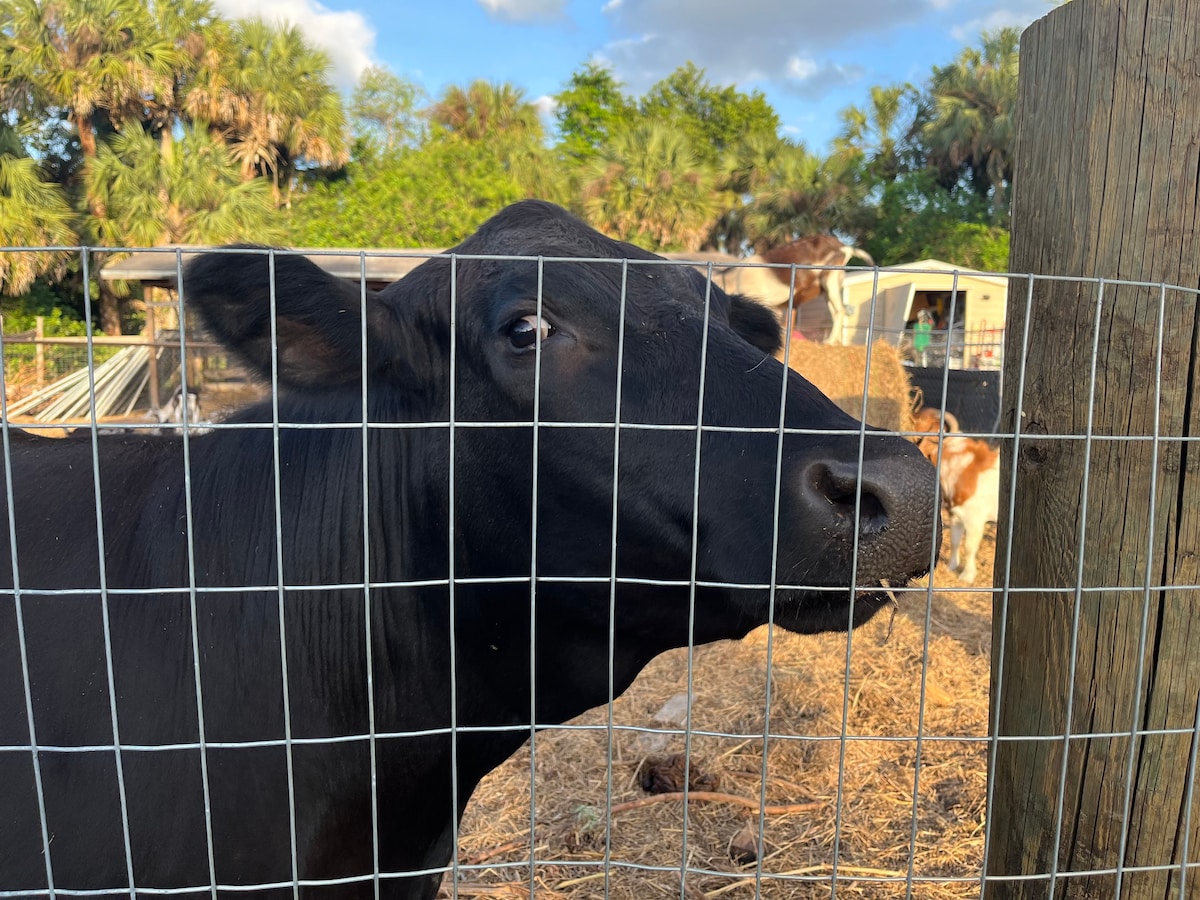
716;235;874;345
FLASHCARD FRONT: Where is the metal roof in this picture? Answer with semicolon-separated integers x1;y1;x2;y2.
100;247;744;290
100;248;445;289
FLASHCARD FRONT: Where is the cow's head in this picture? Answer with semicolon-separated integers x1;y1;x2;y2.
184;201;938;651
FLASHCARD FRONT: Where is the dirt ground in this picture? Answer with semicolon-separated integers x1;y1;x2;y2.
445;526;998;899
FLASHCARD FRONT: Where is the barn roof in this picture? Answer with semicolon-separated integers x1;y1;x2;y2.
101;248;742;292
100;248;445;291
843;258;1008;284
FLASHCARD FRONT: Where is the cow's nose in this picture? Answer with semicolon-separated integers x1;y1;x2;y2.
805;459;891;534
798;453;939;570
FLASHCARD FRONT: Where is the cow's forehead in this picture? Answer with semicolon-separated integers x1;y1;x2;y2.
454;200;658;263
380;201;730;322
451;202;726;308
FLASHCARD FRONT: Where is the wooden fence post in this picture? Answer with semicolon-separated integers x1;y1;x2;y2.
988;1;1200;897
145;303;159;412
34;316;45;387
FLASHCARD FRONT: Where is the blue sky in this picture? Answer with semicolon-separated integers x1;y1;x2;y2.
210;0;1053;153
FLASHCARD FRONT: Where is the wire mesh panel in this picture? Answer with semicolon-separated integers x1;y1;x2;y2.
0;220;1196;900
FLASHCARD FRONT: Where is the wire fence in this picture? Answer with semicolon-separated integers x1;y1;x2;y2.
1;328;245;425
0;244;1196;900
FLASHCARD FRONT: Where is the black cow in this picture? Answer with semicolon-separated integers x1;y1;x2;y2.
0;201;938;899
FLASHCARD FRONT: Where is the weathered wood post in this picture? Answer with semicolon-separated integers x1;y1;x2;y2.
988;1;1200;897
145;302;160;412
34;315;45;387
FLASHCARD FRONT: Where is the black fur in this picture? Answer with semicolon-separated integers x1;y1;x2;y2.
1;200;938;899
728;292;784;355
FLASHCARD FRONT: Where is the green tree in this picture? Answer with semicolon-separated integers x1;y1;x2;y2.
706;133;795;252
923;28;1019;220
741;143;861;250
582;122;720;251
0;0;211;330
834;83;922;184
351;65;424;159
84;124;281;246
861;169;1007;268
0;0;184;159
184;17;348;202
428;79;542;143
284;137;527;248
553;62;635;162
0;124;77;296
427;80;566;204
639;63;779;168
144;0;218;153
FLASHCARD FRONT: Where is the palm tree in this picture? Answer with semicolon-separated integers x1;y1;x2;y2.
184;17;348;203
582;123;720;251
428;80;543;143
742;143;860;251
0;125;77;296
1;0;189;331
427;80;567;204
834;83;921;183
85;124;282;247
0;0;184;159
709;132;797;252
923;28;1019;220
144;0;218;155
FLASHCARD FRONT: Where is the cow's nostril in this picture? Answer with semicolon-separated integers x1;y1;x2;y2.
810;462;890;536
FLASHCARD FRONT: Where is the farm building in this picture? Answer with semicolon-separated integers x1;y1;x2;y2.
839;259;1008;368
665;252;1009;368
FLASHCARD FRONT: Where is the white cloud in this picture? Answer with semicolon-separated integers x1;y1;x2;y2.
597;0;944;100
950;3;1045;41
783;57;864;98
477;0;568;23
533;94;558;119
787;57;818;80
208;0;375;90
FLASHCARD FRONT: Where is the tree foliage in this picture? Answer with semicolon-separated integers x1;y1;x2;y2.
834;83;923;183
0;0;185;158
554;62;635;162
582;123;720;252
424;79;566;204
351;65;424;158
0;0;347;330
428;79;543;143
0;124;77;295
860;169;1008;268
0;5;1023;336
85;124;282;246
285;135;528;248
184;17;348;200
638;63;779;168
740;143;863;251
922;28;1018;219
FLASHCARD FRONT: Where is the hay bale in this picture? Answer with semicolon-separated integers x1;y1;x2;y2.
779;340;916;434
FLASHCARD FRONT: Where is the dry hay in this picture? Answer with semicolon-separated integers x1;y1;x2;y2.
446;525;997;899
779;341;916;435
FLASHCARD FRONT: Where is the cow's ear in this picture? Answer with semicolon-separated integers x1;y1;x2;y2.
183;246;382;388
728;293;783;355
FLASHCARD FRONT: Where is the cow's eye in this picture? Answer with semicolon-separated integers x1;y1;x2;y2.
508;314;555;350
